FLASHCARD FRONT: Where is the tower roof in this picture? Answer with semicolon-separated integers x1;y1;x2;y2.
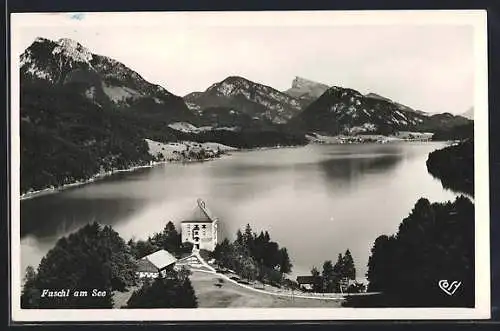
197;198;217;221
183;199;217;223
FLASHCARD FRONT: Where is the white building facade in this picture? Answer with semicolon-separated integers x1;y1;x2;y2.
181;199;218;251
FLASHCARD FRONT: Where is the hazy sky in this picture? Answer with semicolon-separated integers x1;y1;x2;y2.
12;11;482;114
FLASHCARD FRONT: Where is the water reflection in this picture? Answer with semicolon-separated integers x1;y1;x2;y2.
319;154;402;185
21;196;152;241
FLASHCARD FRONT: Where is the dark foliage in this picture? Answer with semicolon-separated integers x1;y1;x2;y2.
350;196;475;307
309;267;323;292
20;81;153;194
197;106;275;130
210;225;292;285
431;122;474;141
128;221;188;259
310;249;357;293
21;222;137;308
126;269;197;308
426;139;474;196
186;127;308;149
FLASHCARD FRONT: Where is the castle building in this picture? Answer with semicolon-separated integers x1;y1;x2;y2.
181;199;218;251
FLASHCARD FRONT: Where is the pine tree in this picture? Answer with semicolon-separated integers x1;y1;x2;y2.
212;238;232;268
332;254;344;292
333;253;344;276
243;223;254;252
235;229;244;246
278;247;293;274
161;221;181;253
342;249;356;280
322;260;335;292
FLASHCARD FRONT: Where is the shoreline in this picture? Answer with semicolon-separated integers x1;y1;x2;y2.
19;143;308;201
19;139;453;201
19;156;227;201
235;144;306;152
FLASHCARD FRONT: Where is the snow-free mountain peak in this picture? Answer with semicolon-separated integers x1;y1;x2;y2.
291;76;328;90
284;76;329;102
184;76;303;124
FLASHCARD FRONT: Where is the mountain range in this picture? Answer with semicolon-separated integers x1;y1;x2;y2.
19;37;472;194
290;85;470;135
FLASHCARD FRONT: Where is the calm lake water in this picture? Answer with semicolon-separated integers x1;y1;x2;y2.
20;142;459;280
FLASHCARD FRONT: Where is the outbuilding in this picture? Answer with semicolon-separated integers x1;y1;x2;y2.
136;249;178;279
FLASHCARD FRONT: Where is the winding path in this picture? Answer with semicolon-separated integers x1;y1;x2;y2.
189;252;380;301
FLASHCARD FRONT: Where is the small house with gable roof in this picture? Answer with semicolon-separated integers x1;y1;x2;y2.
136;249;178;279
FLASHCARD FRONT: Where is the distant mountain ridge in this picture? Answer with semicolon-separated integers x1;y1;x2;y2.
184;76;303;124
289;85;471;135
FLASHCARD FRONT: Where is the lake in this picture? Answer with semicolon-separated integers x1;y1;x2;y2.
20;142;459;281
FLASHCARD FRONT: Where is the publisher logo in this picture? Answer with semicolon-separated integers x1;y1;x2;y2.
438;280;461;296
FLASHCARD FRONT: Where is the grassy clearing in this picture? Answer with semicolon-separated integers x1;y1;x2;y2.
190;271;343;308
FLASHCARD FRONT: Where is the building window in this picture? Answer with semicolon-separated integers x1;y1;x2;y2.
202;224;206;229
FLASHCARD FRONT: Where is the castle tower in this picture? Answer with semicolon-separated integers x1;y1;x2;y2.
180;199;218;251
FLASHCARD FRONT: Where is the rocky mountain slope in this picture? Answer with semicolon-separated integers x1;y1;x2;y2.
21;37;193;123
289;85;471;135
284;76;329;105
184;76;303;124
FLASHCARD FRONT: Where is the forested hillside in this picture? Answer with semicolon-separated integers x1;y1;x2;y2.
344;196;475;307
426;139;474;196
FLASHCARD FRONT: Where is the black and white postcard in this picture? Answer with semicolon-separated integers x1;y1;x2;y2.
9;10;490;322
